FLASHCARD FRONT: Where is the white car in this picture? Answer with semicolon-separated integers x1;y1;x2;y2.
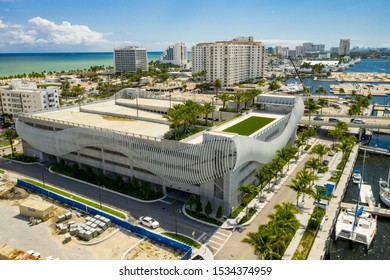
139;216;159;229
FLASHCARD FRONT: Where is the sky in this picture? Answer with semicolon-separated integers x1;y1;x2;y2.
0;0;389;53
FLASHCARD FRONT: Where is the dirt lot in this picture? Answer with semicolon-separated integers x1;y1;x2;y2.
0;184;180;260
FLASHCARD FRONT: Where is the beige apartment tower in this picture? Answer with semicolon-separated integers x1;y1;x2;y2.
192;36;265;86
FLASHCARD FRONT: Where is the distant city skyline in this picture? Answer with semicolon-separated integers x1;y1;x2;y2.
0;0;389;53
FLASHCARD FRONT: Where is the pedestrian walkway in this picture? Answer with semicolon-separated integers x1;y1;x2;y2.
221;137;320;231
219;135;348;260
204;228;232;256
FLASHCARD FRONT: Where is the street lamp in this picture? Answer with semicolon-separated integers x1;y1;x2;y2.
175;209;182;236
98;185;103;209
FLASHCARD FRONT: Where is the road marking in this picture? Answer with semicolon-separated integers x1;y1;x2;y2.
196;232;207;242
205;228;233;256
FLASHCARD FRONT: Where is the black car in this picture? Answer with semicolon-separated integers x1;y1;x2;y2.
192;255;204;260
313;116;324;121
328;118;339;123
322;160;329;166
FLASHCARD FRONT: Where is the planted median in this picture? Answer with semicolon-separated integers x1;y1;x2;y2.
20;178;127;219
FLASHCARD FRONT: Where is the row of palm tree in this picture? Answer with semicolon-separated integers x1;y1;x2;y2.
242;202;300;260
163;100;216;140
328;121;348;146
216;89;262;112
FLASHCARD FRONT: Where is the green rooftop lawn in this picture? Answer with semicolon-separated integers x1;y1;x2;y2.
223;116;275;136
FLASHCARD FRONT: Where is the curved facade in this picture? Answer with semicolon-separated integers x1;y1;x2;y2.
16;96;304;213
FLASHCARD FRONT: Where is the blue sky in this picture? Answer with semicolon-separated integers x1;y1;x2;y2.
0;0;389;52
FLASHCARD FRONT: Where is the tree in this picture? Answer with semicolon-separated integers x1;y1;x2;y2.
186;194;198;210
246;88;262;106
216;206;223;219
268;80;280;91
238;184;259;206
317;99;328;114
216;92;231;109
3;129;18;157
304;98;319;125
305;157;322;176
242;226;277;260
287;178;307;206
296;169;316;195
163;105;183;139
205;201;213;218
195;197;203;214
307;185;327;206
311;144;329;161
214;79;222;96
230;92;244;112
202;102;216;126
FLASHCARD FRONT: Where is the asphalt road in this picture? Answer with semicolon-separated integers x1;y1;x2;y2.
0;158;217;241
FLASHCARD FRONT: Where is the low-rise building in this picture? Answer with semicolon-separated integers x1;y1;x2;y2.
0;80;60;117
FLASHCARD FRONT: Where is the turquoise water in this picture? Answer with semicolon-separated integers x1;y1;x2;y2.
0;52;169;76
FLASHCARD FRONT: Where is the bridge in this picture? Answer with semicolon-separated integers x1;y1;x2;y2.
299;115;390;130
359;145;390;155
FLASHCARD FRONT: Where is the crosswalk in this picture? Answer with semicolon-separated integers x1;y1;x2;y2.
204;228;232;256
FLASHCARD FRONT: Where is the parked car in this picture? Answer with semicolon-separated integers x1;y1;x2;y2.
322;160;330;166
328;150;336;156
139;216;160;229
192;255;204;260
313;116;324;121
328;118;339;123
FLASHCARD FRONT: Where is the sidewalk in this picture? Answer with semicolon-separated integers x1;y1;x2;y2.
221;137;320;231
220;135;346;260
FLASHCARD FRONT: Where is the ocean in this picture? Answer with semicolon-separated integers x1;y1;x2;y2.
0;52;169;77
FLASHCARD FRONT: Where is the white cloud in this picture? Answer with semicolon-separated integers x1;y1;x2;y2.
0;17;109;48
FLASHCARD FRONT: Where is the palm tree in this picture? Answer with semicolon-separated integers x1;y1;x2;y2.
202;102;216;126
242;225;278;260
305;157;322;176
3;129;18;157
183;100;201;125
294;134;306;157
317;99;328;114
311;144;329;161
214;79;222;96
268;80;280;91
307;185;327;206
246;88;262;106
304;98;319;125
239;184;259;206
216;92;231;109
163;105;183;139
257;163;275;192
230;92;244;112
287;178;307;206
315;86;326;96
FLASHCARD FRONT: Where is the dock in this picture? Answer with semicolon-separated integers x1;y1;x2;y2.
359;146;390;155
340;202;390;218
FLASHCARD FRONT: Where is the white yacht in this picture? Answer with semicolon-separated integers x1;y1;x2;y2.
335;149;377;249
335;207;377;249
379;168;390;207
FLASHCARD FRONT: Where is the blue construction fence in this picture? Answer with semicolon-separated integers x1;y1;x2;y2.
17;179;192;260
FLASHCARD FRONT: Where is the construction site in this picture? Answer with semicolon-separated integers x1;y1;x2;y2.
0;173;182;260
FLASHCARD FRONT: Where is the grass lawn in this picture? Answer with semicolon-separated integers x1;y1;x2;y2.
223;116;275;136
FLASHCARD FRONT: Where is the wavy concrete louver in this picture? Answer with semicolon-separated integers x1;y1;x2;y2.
16;97;304;185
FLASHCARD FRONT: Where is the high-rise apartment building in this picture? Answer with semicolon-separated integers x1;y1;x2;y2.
0;80;60;117
313;44;325;53
113;46;148;73
295;46;304;57
302;42;314;54
192;36;265;86
330;47;339;54
338;39;350;56
159;43;187;65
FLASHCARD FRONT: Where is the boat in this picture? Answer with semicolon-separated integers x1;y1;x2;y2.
379;168;390;207
335;207;377;249
352;169;362;184
335;149;377;249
